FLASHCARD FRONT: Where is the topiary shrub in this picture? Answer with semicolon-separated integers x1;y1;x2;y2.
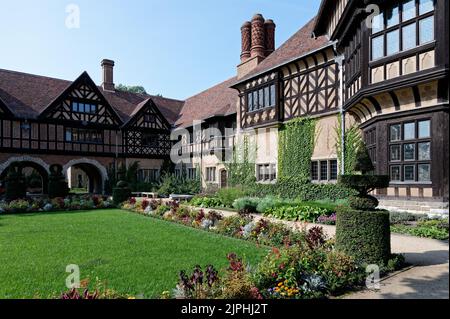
5;164;26;201
347;195;379;211
113;180;132;206
48;164;69;199
339;175;390;197
336;207;391;265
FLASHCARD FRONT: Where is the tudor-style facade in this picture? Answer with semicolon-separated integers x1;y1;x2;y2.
314;0;449;202
0;62;182;193
1;1;448;212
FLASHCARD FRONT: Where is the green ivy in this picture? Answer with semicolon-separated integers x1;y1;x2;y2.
278;118;317;180
335;117;364;175
226;136;256;187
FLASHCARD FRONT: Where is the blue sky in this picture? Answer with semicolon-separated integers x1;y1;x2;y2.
0;0;320;100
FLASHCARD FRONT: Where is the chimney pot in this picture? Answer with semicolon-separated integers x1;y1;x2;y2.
101;59;115;92
264;19;276;56
250;13;266;58
240;21;252;62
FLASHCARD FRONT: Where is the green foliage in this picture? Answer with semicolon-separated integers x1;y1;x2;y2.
157;174;200;196
48;164;69;199
278;118;316;180
336;207;391;265
115;84;147;94
190;196;223;208
335;117;363;174
348;195;379;210
226;136;256;187
215;215;253;237
5;164;26;201
246;177;357;201
232;197;259;214
256;196;285;214
339;175;390;196
391;219;449;240
216;188;245;208
265;205;331;222
354;144;375;174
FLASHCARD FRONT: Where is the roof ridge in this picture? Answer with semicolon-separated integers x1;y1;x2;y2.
185;76;236;101
0;68;73;84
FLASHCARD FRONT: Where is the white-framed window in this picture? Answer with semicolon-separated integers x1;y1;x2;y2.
206;167;217;183
256;164;277;182
311;159;338;182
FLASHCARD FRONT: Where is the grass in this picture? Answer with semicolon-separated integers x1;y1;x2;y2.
0;209;267;299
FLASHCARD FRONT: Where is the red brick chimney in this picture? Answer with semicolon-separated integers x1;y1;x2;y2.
240;21;252;63
264;19;276;56
101;59;115;92
237;14;276;79
250;14;266;58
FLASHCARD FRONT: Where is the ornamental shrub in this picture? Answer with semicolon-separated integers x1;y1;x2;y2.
112;180;132;206
217;188;245;208
347;195;379;211
336;207;391;265
245;178;357;201
48;164;69;199
338;175;390;197
232;197;259;215
5;164;26;201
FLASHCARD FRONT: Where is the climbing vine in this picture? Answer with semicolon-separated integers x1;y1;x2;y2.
225;135;256;187
335;117;364;174
278;118;317;181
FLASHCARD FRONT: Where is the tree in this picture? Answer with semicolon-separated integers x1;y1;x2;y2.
115;84;147;95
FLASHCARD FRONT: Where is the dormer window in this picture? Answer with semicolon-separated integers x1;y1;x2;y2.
247;83;276;112
71;101;98;114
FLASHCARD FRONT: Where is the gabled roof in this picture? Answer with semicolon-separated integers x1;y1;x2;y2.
0;68;184;125
175;76;238;128
233;17;330;85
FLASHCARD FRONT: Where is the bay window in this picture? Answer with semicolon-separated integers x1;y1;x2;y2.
389;119;431;183
246;83;276;112
370;0;435;61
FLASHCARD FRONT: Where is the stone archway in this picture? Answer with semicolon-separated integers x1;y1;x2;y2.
0;156;51;194
63;159;108;194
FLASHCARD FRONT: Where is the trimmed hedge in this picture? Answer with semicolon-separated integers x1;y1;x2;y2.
5;164;26;201
48;164;69;199
348;195;379;210
245;178;357;201
113;181;132;205
336;208;391;265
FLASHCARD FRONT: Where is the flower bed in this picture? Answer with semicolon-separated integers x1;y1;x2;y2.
0;195;114;214
389;212;449;240
120;198;405;299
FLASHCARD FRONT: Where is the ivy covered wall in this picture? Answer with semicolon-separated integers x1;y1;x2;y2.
278;118;317;181
335;117;364;175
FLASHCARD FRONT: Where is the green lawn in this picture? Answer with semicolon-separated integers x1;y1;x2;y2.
0;209;266;299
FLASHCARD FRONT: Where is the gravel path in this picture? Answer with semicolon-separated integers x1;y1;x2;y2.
196;207;449;299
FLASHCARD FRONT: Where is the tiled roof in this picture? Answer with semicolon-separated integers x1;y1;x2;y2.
175;76;238;128
234;17;330;85
0;68;184;125
0;17;330;129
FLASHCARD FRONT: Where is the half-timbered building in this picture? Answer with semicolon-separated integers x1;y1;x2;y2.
1;1;448;213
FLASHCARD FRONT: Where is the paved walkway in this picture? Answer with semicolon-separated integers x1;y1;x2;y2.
195;207;449;299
